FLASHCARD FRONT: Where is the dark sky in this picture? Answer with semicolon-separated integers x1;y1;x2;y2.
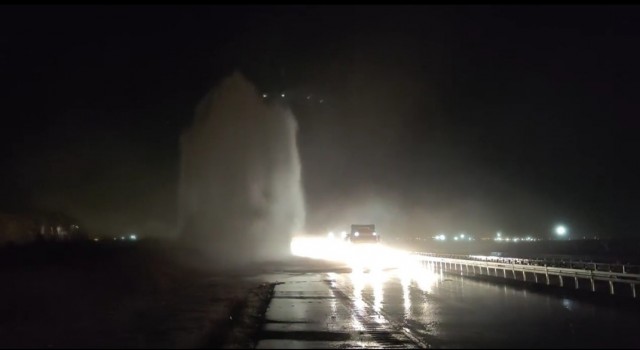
1;6;638;238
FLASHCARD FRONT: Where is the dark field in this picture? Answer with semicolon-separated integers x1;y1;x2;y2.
0;240;273;348
392;238;640;264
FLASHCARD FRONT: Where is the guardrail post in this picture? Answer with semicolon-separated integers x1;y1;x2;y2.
503;268;506;278
534;272;538;283
466;263;469;274
632;284;637;299
523;270;527;282
623;265;626;274
609;280;615;295
574;274;579;289
512;264;516;279
559;275;563;287
590;270;595;292
545;266;550;285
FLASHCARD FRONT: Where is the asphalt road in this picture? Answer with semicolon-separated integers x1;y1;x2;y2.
256;260;640;349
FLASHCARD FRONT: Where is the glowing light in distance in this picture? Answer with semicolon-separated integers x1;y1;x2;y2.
555;225;567;236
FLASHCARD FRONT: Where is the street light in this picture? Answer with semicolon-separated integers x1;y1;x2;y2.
555;225;567;236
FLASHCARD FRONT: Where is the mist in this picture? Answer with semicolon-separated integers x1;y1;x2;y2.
178;72;305;267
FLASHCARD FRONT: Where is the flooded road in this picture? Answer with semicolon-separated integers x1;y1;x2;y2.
257;261;640;348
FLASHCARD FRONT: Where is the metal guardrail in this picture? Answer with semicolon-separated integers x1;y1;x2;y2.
417;252;640;274
413;252;640;298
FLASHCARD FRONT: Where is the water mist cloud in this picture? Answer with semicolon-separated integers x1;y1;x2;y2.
178;72;305;267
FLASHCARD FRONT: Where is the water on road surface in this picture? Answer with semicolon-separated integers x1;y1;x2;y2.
257;262;640;348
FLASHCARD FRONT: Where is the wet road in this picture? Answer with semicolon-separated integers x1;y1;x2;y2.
257;261;640;348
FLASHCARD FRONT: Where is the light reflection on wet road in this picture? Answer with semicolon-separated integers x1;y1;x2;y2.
328;261;640;348
259;244;640;349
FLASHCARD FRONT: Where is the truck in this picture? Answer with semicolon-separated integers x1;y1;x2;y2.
347;224;380;244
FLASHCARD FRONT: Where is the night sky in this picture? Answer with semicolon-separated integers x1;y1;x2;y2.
1;6;638;238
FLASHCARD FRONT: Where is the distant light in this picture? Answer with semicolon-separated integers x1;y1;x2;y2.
341;231;347;238
461;234;465;238
328;231;334;239
373;232;377;236
130;234;137;240
121;236;125;240
555;225;567;236
454;237;459;241
497;232;502;237
319;99;324;103
506;238;511;241
306;95;311;100
281;93;285;98
514;238;519;242
354;231;359;237
93;238;99;242
262;93;268;98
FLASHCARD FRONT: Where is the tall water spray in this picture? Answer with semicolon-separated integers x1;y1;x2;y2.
178;72;305;267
